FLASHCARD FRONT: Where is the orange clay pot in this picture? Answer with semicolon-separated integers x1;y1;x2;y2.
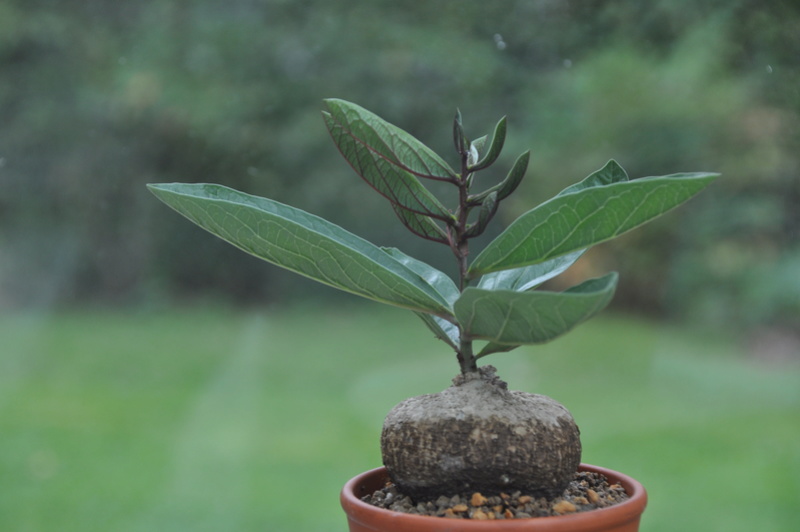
341;464;647;532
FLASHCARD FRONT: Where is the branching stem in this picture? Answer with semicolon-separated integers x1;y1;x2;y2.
450;148;478;375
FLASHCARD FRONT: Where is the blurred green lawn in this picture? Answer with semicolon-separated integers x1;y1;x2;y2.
1;305;797;532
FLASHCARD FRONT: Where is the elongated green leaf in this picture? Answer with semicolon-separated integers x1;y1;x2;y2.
477;342;520;358
496;150;530;200
417;313;461;349
390;203;449;244
558;159;629;196
455;273;618;348
382;248;461;349
470;150;530;204
469;172;719;276
465;191;498;238
381;247;460;304
474;260;592;358
148;183;453;316
323;111;453;221
477;249;586;292
453;109;468;156
324;99;457;180
469;116;506;171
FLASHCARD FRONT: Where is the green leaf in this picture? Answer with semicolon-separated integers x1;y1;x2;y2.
473;258;593;357
469;172;719;276
465;191;498;238
390;204;449;244
470;135;488;156
147;183;453;316
469;116;506;171
416;312;461;350
381;247;460;304
496;150;530;200
470;150;530;204
476;342;520;358
381;247;460;349
453;109;468;156
558;159;629;195
323;111;453;221
454;273;618;349
477;249;585;291
324;99;457;181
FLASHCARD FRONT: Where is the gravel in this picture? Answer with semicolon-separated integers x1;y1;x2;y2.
362;470;629;519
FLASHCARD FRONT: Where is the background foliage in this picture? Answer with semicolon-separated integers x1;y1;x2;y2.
2;3;798;532
2;0;798;332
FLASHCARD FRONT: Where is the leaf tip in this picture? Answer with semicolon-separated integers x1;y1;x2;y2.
146;183;169;196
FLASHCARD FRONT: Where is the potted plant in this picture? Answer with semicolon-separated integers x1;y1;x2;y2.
148;99;717;531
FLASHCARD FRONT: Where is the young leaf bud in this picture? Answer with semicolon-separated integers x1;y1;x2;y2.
469;116;506;171
465;191;498;238
453;110;468;155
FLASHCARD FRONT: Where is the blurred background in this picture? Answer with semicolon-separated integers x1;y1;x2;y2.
1;1;798;531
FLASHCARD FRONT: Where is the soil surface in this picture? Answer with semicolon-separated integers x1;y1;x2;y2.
363;470;629;519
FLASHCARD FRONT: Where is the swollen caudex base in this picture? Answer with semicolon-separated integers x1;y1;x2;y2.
380;365;581;500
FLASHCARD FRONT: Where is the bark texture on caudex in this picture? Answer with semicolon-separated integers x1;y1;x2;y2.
381;365;581;500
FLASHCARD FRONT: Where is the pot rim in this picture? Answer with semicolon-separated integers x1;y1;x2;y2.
341;463;647;531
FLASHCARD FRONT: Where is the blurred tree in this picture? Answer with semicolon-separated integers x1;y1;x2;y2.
1;0;797;331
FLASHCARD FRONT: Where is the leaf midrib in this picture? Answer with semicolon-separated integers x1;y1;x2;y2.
153;185;455;315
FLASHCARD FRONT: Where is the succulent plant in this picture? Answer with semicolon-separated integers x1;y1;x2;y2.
149;99;717;498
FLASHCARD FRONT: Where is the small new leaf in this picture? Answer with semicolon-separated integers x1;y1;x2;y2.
453;109;468;156
497;150;530;200
470;150;530;205
470;135;488;156
469;116;506;171
465;191;498;238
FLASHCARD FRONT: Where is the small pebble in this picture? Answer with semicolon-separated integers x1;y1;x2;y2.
553;500;577;514
471;492;488;507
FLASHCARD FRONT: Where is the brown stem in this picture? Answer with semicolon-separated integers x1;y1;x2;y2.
452;150;477;374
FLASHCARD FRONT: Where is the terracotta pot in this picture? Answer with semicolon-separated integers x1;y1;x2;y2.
341;464;647;532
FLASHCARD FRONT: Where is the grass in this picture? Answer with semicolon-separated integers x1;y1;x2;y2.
0;304;798;531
